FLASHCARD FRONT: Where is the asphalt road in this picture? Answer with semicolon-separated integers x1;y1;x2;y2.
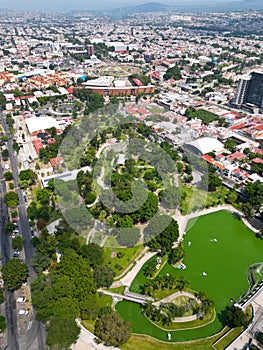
1;112;46;350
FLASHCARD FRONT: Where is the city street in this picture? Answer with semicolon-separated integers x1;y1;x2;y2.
0;112;46;350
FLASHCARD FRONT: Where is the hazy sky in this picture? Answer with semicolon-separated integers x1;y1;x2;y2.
0;0;253;11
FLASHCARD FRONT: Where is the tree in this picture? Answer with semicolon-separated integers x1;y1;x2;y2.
12;236;24;251
32;252;51;273
146;216;179;254
244;181;263;213
4;221;16;233
257;332;263;345
1;258;28;291
226;190;237;205
78;244;104;267
36;188;50;205
242;202;254;218
85;192;96;205
224;139;237;152
2;149;9;161
0;91;6;109
144;260;157;278
46;317;80;349
116;228;140;247
18;169;37;188
226;306;250;328
159;186;181;209
4;171;13;181
4;191;18;208
163;66;182;81
169;244;185;265
177;277;190;292
93;265;116;288
94;311;131;347
0;289;4;304
0;316;6;333
79;294;99;320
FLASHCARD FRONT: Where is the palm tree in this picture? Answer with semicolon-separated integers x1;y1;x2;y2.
177;277;190;292
142;301;154;317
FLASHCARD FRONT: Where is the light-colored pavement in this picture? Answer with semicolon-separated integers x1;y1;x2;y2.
174;204;259;239
153;291;201;307
225;288;263;350
111;251;156;288
71;321;120;350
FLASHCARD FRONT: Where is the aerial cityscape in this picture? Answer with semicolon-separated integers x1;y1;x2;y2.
0;1;262;350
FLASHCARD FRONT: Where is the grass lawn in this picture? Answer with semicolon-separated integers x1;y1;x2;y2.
117;210;263;342
103;245;144;277
120;327;229;350
180;185;228;215
81;294;113;332
148;307;215;331
213;327;243;350
109;286;125;294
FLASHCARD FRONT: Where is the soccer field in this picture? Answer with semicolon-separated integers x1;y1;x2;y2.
116;210;263;342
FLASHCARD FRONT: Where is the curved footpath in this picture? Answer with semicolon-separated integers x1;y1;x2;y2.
74;205;260;349
174;204;259;240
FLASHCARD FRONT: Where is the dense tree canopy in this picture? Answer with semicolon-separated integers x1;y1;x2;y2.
4;191;18;208
18;169;37;188
94;312;131;347
1;258;28;291
244;181;263;213
46;317;80;350
226;306;250;328
163;66;182;81
145;216;179;254
93;265;116;288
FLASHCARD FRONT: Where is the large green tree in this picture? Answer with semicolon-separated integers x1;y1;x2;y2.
12;236;24;251
94;312;131;347
93;265;116;288
4;191;18;207
244;180;263;213
1;258;28;291
226;305;250;327
46;317;80;349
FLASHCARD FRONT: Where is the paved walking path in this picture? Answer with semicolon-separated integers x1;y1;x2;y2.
113;247;148;282
71;320;120;350
153;291;201;307
111;251;156;288
174;204;259;239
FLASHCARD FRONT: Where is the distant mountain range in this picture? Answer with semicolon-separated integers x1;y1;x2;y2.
104;2;170;19
103;0;263;18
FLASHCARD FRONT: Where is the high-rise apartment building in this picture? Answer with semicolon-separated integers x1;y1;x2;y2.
233;71;263;109
233;76;250;106
244;71;263;108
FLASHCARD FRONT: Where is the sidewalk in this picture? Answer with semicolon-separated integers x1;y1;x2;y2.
71;321;120;350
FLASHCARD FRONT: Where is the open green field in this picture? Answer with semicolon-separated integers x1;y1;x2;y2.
103;245;143;277
116;210;263;342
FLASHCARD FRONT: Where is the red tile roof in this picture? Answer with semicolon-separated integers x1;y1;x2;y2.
252;158;263;164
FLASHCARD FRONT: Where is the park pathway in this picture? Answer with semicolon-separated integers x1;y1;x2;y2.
111;205;259;289
174;204;259;240
111;251;156;288
153;291;201;307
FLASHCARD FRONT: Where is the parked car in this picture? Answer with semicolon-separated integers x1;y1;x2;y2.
18;310;28;315
17;297;26;303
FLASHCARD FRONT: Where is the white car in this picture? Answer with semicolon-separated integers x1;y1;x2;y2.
19;310;28;315
17;297;26;303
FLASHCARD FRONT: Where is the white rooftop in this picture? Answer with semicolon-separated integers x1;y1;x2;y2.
25;117;60;134
186;137;224;155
